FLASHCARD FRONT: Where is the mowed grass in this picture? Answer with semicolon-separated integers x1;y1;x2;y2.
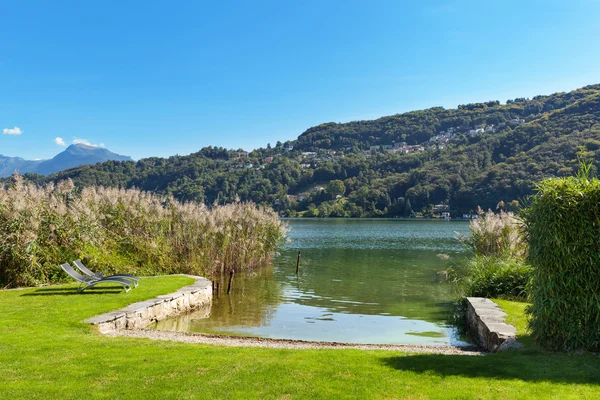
1;277;600;399
494;299;532;346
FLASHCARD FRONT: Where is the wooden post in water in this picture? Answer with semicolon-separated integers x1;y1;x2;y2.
296;251;301;275
227;270;235;294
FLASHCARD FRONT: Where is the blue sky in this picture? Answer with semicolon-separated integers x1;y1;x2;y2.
1;0;599;160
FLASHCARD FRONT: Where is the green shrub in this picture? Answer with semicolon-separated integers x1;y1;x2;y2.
521;172;600;351
0;176;287;287
451;255;532;299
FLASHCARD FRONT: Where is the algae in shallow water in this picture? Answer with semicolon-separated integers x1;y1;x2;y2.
405;331;447;338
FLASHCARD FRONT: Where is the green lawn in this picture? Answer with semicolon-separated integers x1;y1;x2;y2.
1;278;599;399
494;299;532;346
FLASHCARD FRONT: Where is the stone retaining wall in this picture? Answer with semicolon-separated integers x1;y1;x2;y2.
85;275;212;334
466;297;519;352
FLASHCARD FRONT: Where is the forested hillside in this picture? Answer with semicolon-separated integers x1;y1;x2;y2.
13;84;600;217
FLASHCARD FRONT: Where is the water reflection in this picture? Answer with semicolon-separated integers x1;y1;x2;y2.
153;220;471;346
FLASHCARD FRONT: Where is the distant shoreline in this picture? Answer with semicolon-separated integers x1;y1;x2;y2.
280;217;471;221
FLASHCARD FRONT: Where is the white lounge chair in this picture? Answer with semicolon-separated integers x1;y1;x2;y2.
60;263;132;293
73;260;140;287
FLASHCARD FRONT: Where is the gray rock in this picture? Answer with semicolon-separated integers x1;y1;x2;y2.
497;338;523;352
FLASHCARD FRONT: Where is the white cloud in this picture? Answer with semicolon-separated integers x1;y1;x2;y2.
72;138;105;148
3;126;23;135
54;137;67;146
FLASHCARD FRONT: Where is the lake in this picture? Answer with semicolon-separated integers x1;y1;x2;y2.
153;219;472;346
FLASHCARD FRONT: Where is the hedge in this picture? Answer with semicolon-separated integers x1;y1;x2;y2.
522;173;600;351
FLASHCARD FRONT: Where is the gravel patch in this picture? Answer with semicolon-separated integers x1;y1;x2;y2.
109;329;483;355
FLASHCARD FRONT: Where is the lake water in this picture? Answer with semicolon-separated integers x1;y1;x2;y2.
153;219;472;346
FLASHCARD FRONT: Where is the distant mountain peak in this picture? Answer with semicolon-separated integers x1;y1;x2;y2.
0;145;132;177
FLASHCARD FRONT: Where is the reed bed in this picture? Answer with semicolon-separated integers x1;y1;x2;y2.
451;208;530;299
0;176;287;287
460;207;526;258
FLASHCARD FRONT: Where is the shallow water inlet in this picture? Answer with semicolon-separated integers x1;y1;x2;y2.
153;219;473;346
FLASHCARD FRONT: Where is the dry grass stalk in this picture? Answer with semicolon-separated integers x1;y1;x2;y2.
459;207;526;258
0;175;287;287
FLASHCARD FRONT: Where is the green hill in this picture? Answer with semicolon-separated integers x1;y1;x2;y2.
14;84;600;217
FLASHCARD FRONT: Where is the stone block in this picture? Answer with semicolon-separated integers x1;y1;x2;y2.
466;297;521;352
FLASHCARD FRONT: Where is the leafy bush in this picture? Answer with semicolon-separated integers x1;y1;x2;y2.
0;176;287;288
451;255;532;299
521;170;600;351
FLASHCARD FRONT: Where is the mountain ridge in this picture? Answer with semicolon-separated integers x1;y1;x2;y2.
0;144;131;177
10;83;600;216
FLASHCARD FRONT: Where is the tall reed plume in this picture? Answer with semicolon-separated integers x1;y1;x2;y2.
0;175;287;287
459;207;526;258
